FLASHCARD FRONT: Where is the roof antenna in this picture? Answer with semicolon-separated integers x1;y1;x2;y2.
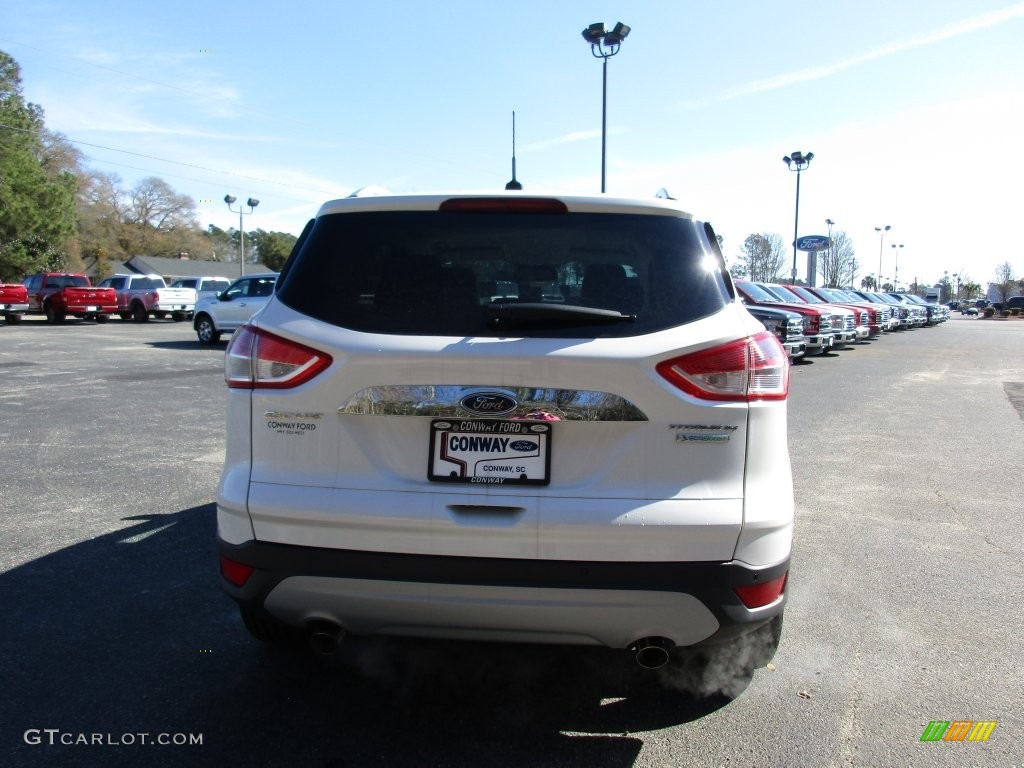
505;111;522;190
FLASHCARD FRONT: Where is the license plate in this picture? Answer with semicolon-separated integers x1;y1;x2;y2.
429;419;551;486
86;306;98;312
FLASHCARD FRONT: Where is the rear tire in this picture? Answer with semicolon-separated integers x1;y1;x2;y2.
95;313;110;323
132;303;149;322
5;313;21;325
44;303;66;324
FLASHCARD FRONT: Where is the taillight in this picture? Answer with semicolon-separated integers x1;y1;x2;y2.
219;554;254;587
225;325;332;389
734;572;787;608
656;331;789;402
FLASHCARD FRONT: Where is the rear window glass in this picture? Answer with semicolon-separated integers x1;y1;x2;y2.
277;210;731;337
48;275;90;288
129;277;164;290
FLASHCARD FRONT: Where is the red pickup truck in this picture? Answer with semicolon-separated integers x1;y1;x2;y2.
22;273;118;324
1;282;29;324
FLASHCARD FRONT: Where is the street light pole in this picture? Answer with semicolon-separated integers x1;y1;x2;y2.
783;151;814;284
224;195;259;277
891;243;904;290
582;22;630;194
875;225;891;292
825;218;835;287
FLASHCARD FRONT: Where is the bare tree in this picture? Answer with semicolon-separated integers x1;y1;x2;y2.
819;230;858;287
992;261;1016;304
737;233;787;282
127;177;196;232
122;177;198;256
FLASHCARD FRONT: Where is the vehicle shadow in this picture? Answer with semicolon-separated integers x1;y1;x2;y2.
0;505;741;768
147;340;225;352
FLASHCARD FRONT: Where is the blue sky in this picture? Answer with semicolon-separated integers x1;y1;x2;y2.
2;0;1022;288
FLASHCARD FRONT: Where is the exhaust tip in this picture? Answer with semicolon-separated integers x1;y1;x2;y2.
630;637;674;670
307;620;346;656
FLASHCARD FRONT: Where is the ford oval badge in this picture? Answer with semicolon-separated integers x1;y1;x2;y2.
459;391;518;417
796;235;831;252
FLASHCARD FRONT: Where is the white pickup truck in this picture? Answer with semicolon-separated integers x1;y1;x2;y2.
170;275;232;302
96;273;197;322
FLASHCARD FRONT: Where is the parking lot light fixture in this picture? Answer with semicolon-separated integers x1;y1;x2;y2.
782;151;815;284
225;195;260;277
582;21;630;194
875;225;890;294
825;218;835;286
783;151;814;284
891;243;903;290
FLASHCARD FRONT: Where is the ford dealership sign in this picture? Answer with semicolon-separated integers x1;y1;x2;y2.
796;235;831;252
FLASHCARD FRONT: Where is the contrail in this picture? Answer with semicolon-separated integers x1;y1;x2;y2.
720;2;1024;100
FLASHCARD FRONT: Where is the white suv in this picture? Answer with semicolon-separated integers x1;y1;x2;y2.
217;194;793;677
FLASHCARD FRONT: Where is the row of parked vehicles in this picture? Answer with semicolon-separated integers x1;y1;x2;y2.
736;280;949;360
0;271;278;345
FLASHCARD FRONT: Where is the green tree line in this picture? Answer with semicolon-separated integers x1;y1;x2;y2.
0;51;295;282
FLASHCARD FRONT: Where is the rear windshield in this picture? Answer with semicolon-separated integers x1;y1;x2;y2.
202;280;230;293
48;275;90;288
277;210;730;337
130;277;165;290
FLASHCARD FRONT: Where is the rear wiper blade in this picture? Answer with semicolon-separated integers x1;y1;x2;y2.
486;302;635;330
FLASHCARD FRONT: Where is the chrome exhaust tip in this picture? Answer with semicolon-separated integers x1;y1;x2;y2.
630;637;674;670
307;620;346;656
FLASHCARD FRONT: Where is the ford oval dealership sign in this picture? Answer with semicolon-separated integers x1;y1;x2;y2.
796;235;831;252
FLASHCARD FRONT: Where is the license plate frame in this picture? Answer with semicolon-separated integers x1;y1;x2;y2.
428;419;551;486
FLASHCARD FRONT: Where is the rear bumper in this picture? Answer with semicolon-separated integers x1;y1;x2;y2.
155;301;195;312
66;303;117;313
219;539;788;649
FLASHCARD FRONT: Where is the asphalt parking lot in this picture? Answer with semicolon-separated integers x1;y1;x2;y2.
1;314;1021;768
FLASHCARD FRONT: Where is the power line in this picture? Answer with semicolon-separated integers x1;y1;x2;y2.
0;120;337;196
1;37;508;184
0;37;225;102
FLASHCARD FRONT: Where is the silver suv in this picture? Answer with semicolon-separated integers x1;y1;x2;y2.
217;194;793;678
192;272;277;343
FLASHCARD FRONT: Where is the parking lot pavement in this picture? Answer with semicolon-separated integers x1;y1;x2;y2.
1;315;1021;767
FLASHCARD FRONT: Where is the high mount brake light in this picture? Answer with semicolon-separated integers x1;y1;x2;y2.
439;198;568;214
225;325;332;389
656;331;789;401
